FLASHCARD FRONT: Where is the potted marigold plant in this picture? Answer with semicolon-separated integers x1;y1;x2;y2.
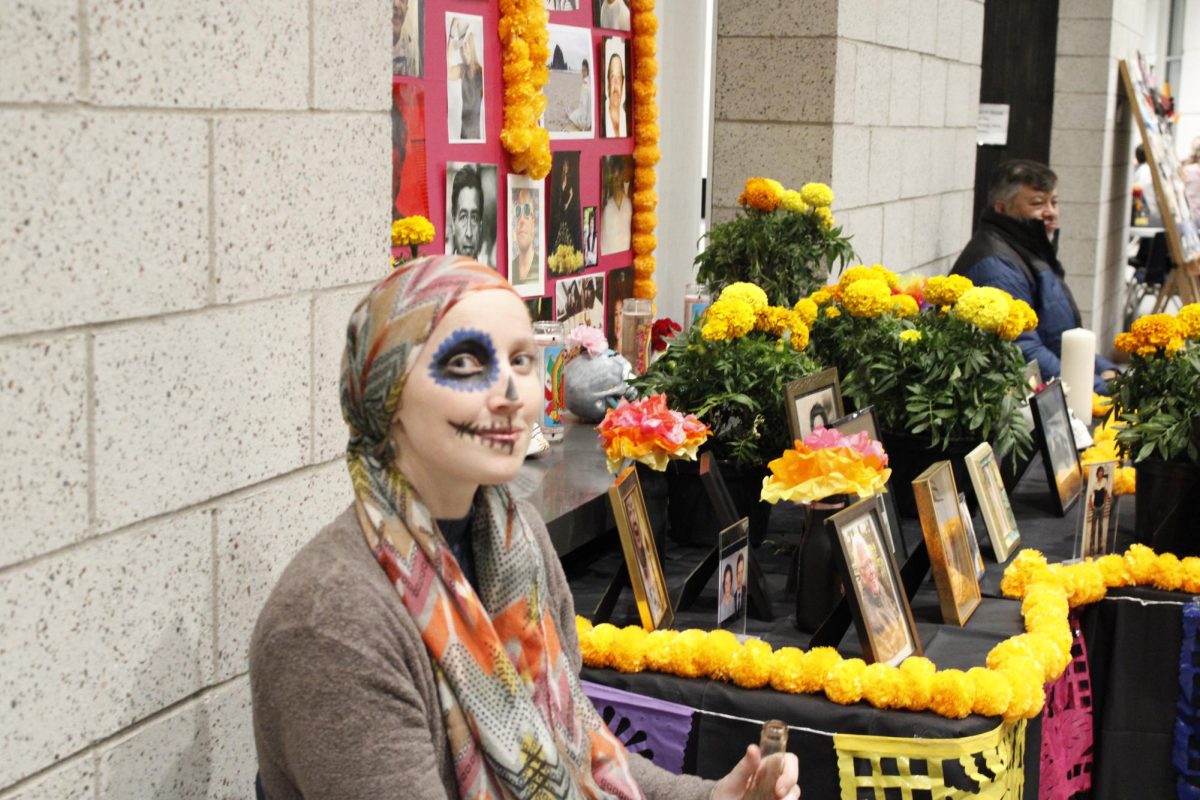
633;281;821;543
806;266;1037;515
695;177;856;305
1107;305;1200;554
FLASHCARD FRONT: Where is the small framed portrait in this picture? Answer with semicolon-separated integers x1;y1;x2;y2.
545;24;595;139
1078;459;1116;559
547;151;584;275
965;442;1021;563
784;368;844;444
392;0;424;77
445;12;486;143
608;467;673;631
507;174;545;298
830;406;905;558
555;272;605;332
444;162;497;268
1021;360;1044;397
826;495;922;666
604;265;634;350
912;460;982;626
957;492;986;580
593;0;631;30
601;37;631;138
600;155;633;255
583;205;598;266
717;518;749;630
1030;379;1083;515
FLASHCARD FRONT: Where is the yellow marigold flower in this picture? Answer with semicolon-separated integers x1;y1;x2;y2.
890;294;919;318
666;629;708;678
1095;554;1131;587
610;625;649;673
780;189;809;213
800;181;834;208
810;289;832;306
1125;543;1158;584
701;297;756;341
764;178;785;195
1113;331;1138;353
718;281;769;311
996;656;1046;720
825;306;841;319
755;305;794;335
798;647;843;694
860;663;904;710
1130;313;1183;352
997;299;1038;341
899;329;922;344
390;215;436;247
954;286;1012;332
930;669;975;719
792;298;818;327
924;274;973;306
729;639;774;689
897;656;936;711
870;264;900;289
815;206;835;230
1178;303;1200;339
841;278;893;318
738;176;782;212
789;319;810;351
642;629;679;672
838;265;878;288
768;647;807;693
968;667;1012;718
698;629;741;680
580;622;619;668
825;658;867;705
1113;466;1135;496
1182;558;1200;594
1151;553;1184;591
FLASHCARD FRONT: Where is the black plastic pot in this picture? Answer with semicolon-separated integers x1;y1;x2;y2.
1135;459;1200;555
880;429;980;518
665;458;771;547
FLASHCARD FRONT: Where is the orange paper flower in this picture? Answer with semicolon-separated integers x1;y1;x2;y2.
596;394;710;473
760;442;890;504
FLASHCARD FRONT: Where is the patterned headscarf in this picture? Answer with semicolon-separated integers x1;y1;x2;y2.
339;255;642;800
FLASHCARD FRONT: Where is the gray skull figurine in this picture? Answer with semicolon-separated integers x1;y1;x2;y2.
562;351;638;423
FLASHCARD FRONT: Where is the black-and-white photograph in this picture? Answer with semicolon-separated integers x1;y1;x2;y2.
545;0;580;9
507;174;545;298
784;369;844;443
602;37;630;138
393;0;423;77
594;0;631;31
444;162;497;268
600;155;633;255
555;272;605;331
445;13;486;143
545;25;595;139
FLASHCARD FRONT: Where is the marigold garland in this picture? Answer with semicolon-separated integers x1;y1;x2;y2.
630;0;660;299
499;0;551;179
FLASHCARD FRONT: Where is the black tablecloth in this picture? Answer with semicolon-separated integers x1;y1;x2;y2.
564;451;1188;797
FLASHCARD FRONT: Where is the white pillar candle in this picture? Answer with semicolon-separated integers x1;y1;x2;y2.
1060;328;1096;422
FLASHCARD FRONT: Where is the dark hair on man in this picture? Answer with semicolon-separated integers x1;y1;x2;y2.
987;159;1058;207
451;164;483;214
1135;144;1146;165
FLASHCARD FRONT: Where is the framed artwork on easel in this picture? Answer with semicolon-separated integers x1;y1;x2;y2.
608;467;673;631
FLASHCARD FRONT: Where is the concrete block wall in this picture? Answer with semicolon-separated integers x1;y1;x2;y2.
1050;0;1141;346
0;0;390;795
711;0;984;278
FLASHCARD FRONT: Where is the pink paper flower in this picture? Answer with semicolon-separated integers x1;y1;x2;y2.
802;426;888;466
569;324;609;357
596;394;710;473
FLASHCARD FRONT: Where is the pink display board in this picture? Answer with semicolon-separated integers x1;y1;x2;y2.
392;0;637;330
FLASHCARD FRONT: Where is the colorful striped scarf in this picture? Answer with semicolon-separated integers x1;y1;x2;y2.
340;255;642;800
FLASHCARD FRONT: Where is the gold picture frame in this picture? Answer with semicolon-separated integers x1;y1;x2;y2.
912;461;982;626
826;495;922;666
783;367;844;444
965;442;1022;563
608;467;673;631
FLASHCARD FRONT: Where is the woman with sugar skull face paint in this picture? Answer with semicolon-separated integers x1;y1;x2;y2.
250;255;800;800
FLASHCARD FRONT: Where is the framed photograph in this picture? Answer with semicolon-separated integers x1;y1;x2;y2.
965;442;1021;562
957;492;986;580
1022;360;1043;397
608;467;673;630
507;174;545;298
912;461;982;626
830;406;905;558
444;162;497;268
1078;460;1116;559
600;155;633;255
594;0;631;30
545;25;595;139
602;37;631;138
445;13;486;143
784;368;844;444
583;205;598;266
547;151;584;275
717;518;749;629
826;495;922;666
392;0;423;77
525;297;553;322
555;272;605;332
1030;379;1083;515
605;265;634;350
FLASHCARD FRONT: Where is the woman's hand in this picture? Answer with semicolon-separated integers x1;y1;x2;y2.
711;744;800;800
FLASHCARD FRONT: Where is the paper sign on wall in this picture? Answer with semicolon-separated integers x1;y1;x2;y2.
977;103;1010;146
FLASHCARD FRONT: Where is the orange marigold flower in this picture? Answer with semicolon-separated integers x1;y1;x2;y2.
738;177;783;212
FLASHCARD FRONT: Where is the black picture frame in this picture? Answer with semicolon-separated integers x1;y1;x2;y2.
830;406;907;559
783;368;844;444
1029;378;1083;515
826;495;922;666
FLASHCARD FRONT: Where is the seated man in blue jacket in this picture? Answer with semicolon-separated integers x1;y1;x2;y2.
951;159;1116;394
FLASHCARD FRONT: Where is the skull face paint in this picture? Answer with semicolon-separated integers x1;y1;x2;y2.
428;328;499;391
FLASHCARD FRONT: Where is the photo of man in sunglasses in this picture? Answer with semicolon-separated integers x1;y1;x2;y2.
508;178;543;293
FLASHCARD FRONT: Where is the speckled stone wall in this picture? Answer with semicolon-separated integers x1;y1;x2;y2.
711;0;985;277
0;1;390;795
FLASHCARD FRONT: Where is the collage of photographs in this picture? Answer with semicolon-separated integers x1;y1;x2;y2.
392;0;635;337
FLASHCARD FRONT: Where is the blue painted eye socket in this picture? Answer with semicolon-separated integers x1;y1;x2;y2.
428;328;498;391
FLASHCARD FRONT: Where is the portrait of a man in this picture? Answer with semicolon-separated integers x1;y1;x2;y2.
594;0;631;31
602;38;630;138
507;175;545;297
843;519;913;667
444;163;496;267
